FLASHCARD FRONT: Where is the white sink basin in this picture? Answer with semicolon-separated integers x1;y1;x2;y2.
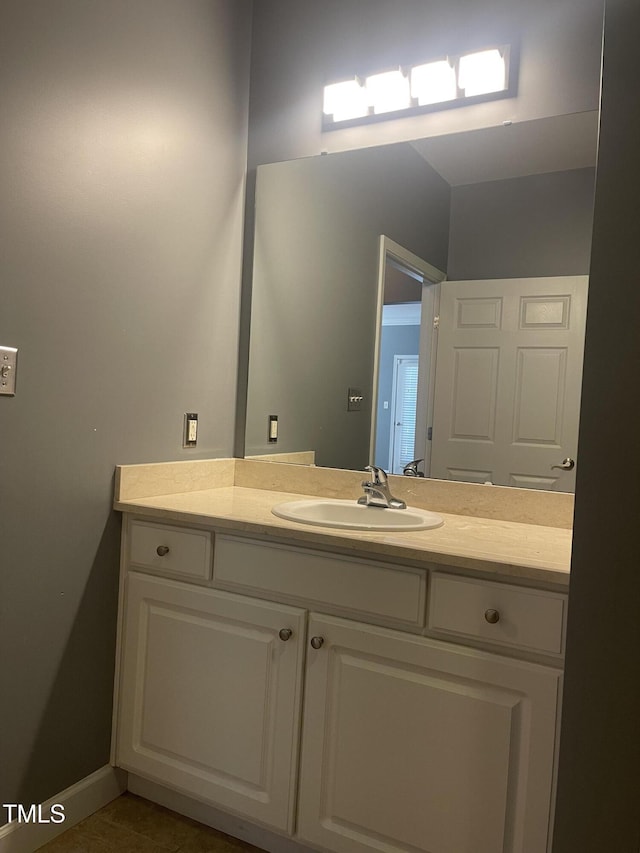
271;499;444;531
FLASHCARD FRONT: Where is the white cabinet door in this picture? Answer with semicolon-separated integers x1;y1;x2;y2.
116;572;306;832
298;614;560;853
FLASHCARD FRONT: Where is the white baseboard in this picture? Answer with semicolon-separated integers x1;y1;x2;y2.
0;765;127;853
128;774;310;853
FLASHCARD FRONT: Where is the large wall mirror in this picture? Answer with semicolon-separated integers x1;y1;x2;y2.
244;111;598;492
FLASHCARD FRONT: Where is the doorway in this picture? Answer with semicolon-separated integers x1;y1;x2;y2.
370;236;445;475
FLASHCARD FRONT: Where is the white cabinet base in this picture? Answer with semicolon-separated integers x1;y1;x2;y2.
113;522;565;853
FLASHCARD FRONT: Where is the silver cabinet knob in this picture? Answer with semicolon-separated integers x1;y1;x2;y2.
156;545;170;557
310;636;324;649
551;457;575;471
278;628;293;641
484;608;500;624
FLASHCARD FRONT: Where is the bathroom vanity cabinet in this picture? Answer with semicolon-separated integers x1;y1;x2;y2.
113;514;566;853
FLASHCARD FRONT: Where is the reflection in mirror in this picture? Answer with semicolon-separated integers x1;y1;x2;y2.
375;261;424;476
244;114;598;492
371;238;444;477
428;274;587;492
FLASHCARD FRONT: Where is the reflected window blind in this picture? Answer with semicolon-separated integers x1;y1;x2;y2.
389;355;418;474
397;360;418;467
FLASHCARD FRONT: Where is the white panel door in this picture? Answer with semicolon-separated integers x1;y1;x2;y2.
297;614;561;853
431;276;588;490
116;572;306;832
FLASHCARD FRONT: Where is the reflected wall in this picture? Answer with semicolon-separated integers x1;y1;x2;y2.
245;144;450;468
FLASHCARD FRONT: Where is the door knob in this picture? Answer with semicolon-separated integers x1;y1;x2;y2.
551;457;575;471
310;636;324;649
156;545;170;556
278;628;293;641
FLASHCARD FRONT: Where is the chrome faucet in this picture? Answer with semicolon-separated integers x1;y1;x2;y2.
357;466;407;509
402;458;425;477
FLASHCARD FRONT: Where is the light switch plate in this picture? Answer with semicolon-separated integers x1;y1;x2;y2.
268;414;278;442
0;346;17;396
183;412;198;447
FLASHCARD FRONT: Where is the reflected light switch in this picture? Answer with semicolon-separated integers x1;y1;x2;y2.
0;346;17;396
347;387;364;412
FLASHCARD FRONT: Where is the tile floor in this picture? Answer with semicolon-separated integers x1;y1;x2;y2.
36;792;266;852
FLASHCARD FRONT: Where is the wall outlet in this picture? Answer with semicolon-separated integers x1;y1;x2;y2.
184;412;198;447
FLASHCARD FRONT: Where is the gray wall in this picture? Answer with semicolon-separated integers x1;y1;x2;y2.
0;0;251;815
248;0;604;168
244;144;449;468
448;168;596;279
552;0;640;848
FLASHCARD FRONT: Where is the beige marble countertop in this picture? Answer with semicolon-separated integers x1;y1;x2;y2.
115;484;572;588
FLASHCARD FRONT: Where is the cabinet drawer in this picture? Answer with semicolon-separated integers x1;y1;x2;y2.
428;573;566;655
214;536;427;630
128;520;212;580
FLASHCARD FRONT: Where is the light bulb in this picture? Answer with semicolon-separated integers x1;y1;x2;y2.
410;60;457;105
458;49;507;97
323;79;369;122
365;69;412;115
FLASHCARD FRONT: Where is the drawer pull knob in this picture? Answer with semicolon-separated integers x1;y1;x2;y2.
310;636;325;649
156;545;170;557
484;608;500;624
279;628;293;641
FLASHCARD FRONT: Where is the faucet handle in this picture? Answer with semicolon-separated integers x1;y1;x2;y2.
365;465;388;485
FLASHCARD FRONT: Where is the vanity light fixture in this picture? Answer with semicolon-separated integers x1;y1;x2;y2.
323;45;511;129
